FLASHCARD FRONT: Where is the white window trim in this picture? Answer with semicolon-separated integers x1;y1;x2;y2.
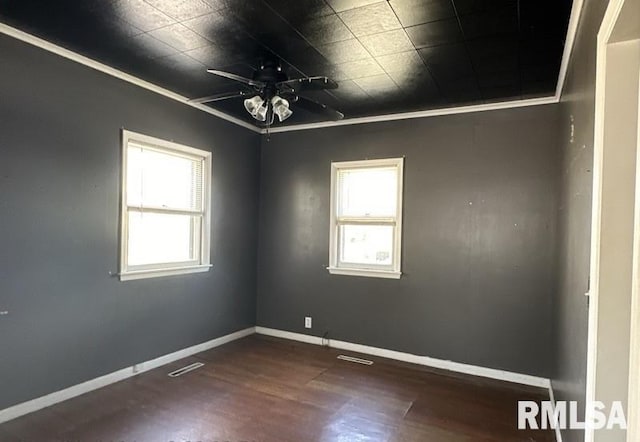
328;157;404;279
119;130;212;281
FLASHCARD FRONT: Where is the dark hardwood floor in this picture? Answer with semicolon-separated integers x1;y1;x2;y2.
0;334;554;441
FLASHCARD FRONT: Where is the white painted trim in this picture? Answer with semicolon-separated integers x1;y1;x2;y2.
118;264;213;281
547;383;564;442
119;130;213;281
328;158;404;278
0;327;255;425
264;96;558;134
555;0;585;98
327;267;402;279
0;22;261;134
585;1;628;441
254;326;551;389
627;65;640;442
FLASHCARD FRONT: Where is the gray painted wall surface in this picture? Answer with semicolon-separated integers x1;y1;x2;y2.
553;1;608;441
0;35;260;409
257;106;560;377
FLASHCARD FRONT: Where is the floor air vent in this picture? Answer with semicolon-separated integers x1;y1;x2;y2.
168;362;204;377
337;355;373;365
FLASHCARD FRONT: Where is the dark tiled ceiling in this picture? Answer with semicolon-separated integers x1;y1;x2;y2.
0;0;572;127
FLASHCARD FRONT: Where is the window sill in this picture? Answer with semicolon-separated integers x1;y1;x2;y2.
327;267;402;279
119;264;212;281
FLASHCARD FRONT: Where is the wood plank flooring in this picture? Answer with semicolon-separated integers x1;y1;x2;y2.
0;334;554;441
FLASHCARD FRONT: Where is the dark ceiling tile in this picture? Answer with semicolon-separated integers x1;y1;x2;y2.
326;0;383;13
264;0;334;22
183;10;245;38
336;57;384;79
338;2;401;37
158;51;207;70
298;14;354;46
333;79;370;99
389;0;456;27
360;29;414;57
467;36;518;74
147;23;211;52
112;0;176;32
182;10;257;56
452;0;516;15
185;44;250;67
519;37;563;68
406;18;462;49
143;0;217;21
519;0;572;38
282;46;334;75
376;50;424;74
521;65;558;86
438;76;481;104
130;33;180;58
354;73;401;96
388;68;439;96
481;85;521;101
418;43;475;82
477;70;519;89
317;38;370;64
458;6;518;40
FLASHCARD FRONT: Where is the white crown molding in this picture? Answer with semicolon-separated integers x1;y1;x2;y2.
0;22;262;134
1;0;583;134
555;0;585;99
263;96;558;134
255;326;551;389
0;327;256;424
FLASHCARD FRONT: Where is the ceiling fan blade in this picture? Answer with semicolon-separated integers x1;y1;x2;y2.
188;90;253;104
206;69;265;87
295;96;344;121
277;76;339;94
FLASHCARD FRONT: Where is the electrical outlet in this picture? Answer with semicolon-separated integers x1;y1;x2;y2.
305;316;312;329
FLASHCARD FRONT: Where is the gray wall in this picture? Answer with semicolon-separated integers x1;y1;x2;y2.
257;106;560;378
553;1;609;441
0;35;260;410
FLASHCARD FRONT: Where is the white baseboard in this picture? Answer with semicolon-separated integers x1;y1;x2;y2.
255;326;551;389
1;326;553;426
0;327;255;424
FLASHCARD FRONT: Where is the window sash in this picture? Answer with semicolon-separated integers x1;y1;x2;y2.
336;221;397;270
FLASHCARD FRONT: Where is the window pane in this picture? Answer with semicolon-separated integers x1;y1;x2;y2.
338;167;397;217
128;211;199;266
339;224;393;266
127;145;203;211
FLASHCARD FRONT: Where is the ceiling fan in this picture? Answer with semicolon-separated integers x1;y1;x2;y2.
189;59;344;125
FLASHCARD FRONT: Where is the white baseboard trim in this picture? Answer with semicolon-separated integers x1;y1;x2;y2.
0;327;255;425
547;383;563;442
255;326;551;389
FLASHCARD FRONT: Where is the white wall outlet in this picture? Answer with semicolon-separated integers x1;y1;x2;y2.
304;316;312;329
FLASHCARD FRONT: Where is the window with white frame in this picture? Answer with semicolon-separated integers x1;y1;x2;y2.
119;130;212;281
328;158;404;279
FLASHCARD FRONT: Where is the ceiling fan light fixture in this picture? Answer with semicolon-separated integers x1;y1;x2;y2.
255;101;268;122
271;96;293;122
244;95;266;120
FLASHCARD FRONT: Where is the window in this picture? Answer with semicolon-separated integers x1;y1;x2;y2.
119;130;212;281
328;158;404;279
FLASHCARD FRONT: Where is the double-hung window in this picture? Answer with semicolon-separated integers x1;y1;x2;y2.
119;130;212;281
328;158;404;279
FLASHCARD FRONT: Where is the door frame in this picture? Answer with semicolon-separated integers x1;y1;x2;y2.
586;0;640;440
